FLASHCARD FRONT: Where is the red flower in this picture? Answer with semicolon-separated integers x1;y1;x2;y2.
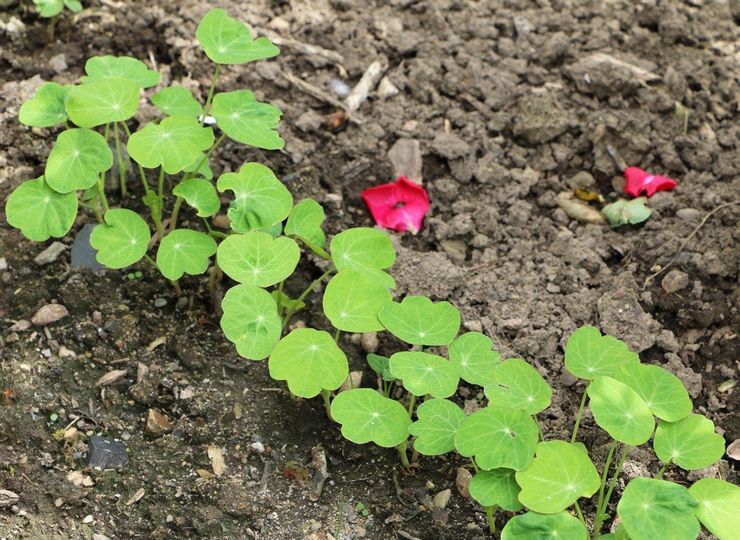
361;176;430;233
624;167;677;197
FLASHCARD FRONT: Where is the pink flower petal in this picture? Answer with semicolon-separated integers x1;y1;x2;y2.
624;166;677;197
361;177;430;233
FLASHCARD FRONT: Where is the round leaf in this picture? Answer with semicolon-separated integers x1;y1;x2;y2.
516;441;600;514
220;284;281;360
617;478;699;540
217;232;299;287
216;163;293;231
45;128;113;193
379;295;461;346
323;270;391;333
331;388;411;448
653;414;725;470
485;358;552;415
448;332;500;386
565;325;639;380
152;86;202;117
156;229;217;280
90;209;151;269
389;351;460;398
613;363;692;422
587;376;654;445
469;469;522;511
367;354;395;381
211;90;283;150
127;116;214;174
408;399;465;456
268;328;348;398
34;0;64;17
65;78;140;128
172;179;220;217
81;56;160;88
330;227;395;273
5;177;78;241
196;8;280;65
454;406;538;471
285;198;326;248
19;82;69;127
689;478;740;540
501;511;588;540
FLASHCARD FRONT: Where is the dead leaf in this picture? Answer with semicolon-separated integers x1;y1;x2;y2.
574;187;604;203
95;369;127;387
125;488;145;506
145;409;173;437
146;336;167;352
556;192;606;224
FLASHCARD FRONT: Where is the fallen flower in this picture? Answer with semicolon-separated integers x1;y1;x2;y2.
361;176;430;233
624;167;677;197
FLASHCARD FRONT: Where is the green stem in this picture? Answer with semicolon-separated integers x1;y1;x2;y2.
396;439;410;468
334;328;341;343
208;261;221;303
484;505;498;535
91;198;104;223
121;122;152;195
201;63;221;122
171;279;183;298
143;254;157;268
96;174;110;212
157;167;165;199
321;389;333;420
470;458;479;474
593;446;631;537
169;197;183;233
655;462;669;480
114;122;127;196
535;414;545;442
571;385;589;443
595;440;617;525
574;501;587;532
407;394;416;418
282;267;335;328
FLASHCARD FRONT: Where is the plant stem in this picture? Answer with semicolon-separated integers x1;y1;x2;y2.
470;458;479;474
96;174;110;212
121;122;153;196
574;501;587;531
535;414;545;442
396;439;410;468
186;133;225;181
407;394;416;418
157;167;165;199
321;389;333;420
114;121;127;196
169;197;183;233
655;462;669;479
171;279;183;298
201;64;221;122
593;446;631;537
143;254;157;268
571;385;589;443
484;505;497;535
282;267;335;328
595;440;617;525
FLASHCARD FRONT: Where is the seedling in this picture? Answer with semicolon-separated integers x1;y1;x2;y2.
34;0;82;37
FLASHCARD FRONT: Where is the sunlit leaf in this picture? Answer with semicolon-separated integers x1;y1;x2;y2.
653;414;725;470
448;332;500;386
614;363;692;422
389;351;460;398
565;325;639;380
217;231;299;287
152;86;202;116
211;90;283;149
5;177;78;242
81;56;160;88
689;478;740;540
587;376;654;445
127;116;214;174
469;469;522;511
485;358;552;415
45;128;112;193
89;209;150;269
156;229;216;280
331;388;411;448
65;77;140;128
409;399;465;456
323;270;391;333
172;178;220;218
379;295;460;346
501;512;588;540
19;82;69;127
196;8;279;65
221;284;281;360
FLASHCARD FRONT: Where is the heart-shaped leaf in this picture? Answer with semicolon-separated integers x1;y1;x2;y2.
217;163;293;231
45;128;113;193
151;86;202;117
217;231;299;287
81;56;160;88
34;0;64;17
565;326;639;380
90;209;151;269
614;363;692;422
268;328;348;398
19;82;69;127
331;388;411;448
469;469;522;511
389;351;460;398
587;376;654;445
196;8;280;65
367;354;395;381
5;177;78;241
653;414;725;470
454;406;538;471
516;441;600;514
65;77;140;128
285;198;326;249
156;229;217;280
408;399;465;456
617;478;699;540
271;290;305;314
485;358;552;415
501;512;588;540
689;478;740;540
448;332;500;386
330;227;395;274
127;116;214;174
379;296;460;346
211;90;283;150
603;197;652;228
172;179;220;218
220;284;281;360
322;270;391;333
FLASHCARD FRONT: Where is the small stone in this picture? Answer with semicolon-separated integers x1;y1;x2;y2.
295;110;323;132
431;132;471;160
726;439;740;461
34;242;66;265
676;208;701;221
387;138;422;184
340;371;363;392
70;223;104;271
376;76;399;99
0;257;7;271
145;409;173;437
175;296;189;310
31;304;69;326
93;535;111;540
568;171;595;189
48;53;68;73
250;441;265;454
9;320;31;332
154;298;167;308
432;488;451;509
87;436;128;469
0;490;19;507
59;345;77;358
361;332;379;353
661;269;689;294
456;468;472;499
463;320;483;333
329;78;351;98
82;515;94;524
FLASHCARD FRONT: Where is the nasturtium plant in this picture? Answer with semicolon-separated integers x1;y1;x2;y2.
90;209;151;269
331;389;411;448
285;198;326;250
408;399;465;456
587;376;655;445
379;295;461;346
211;91;283;150
469;468;522;511
45;128;113;193
220;285;281;361
448;331;500;386
653;414;725;470
196;8;279;65
156;229;217;280
19;82;69;127
127;116;214;174
322;270;391;332
688;478;740;540
217;232;300;287
34;0;81;18
614;363;692;422
172;179;220;217
65;77;140;128
565;325;639;379
81;56;160;88
501;511;588;540
5;177;78;241
389;351;460;398
485;358;552;415
152;86;203;117
330;227;396;276
367;354;395;382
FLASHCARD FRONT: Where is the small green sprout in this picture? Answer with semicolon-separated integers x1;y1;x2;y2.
34;0;81;18
354;501;370;517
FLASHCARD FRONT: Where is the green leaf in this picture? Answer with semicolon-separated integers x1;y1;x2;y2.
19;82;69;127
184;152;213;180
268;328;348;398
617;478;699;540
63;0;81;11
142;192;162;223
271;290;305;313
65;77;140;128
45;128;112;193
388;351;460;398
379;296;460;346
408;399;465;456
689;478;740;540
81;56;160;88
516;441;600;514
454;406;538;471
614;363;692;422
565;325;639;380
151;86;202;116
603;197;652;228
485;358;552;415
5;177;78;241
322;270;391;333
448;332;500;386
331;388;411;448
221;284;281;360
217;163;293;231
653;414;725;470
156;229;216;280
285;199;326;248
34;0;63;17
89;209;151;269
587;376;654;445
501;511;588;540
196;8;280;65
211;90;283;150
217;232;299;287
469;469;522;511
172;179;220;218
330;227;395;274
127;116;214;174
367;354;395;381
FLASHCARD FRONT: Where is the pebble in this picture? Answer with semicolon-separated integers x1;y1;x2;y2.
154;298;167;308
661;269;689;294
34;242;66;265
82;515;94;524
676;208;701;221
726;439;740;461
48;53;68;73
432;488;451;509
87;436;128;469
361;332;378;353
568;171;595;189
175;296;189;310
0;257;7;271
387;138;422;184
456;468;472;499
145;409;173;437
431;132;471;160
376;76;399;99
71;223;104;271
250;441;265;454
31;303;69;326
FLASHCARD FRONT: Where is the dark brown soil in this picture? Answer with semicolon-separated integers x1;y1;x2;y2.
1;0;738;539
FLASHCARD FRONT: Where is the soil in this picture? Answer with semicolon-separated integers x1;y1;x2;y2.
1;0;738;539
